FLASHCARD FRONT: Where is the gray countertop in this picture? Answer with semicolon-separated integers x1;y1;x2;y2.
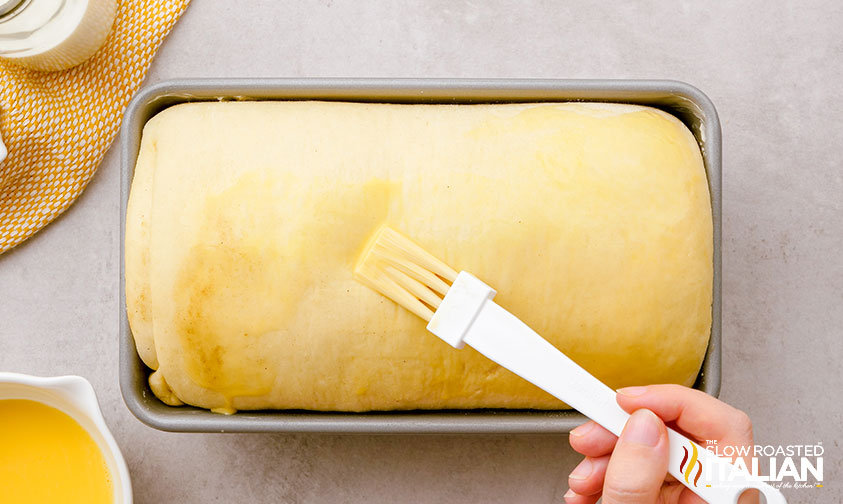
1;1;841;502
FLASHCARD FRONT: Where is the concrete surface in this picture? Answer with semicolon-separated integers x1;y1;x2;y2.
1;0;841;502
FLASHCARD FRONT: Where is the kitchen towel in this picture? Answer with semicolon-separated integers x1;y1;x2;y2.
0;0;190;254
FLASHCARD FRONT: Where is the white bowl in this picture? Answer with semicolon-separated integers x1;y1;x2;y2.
0;372;132;503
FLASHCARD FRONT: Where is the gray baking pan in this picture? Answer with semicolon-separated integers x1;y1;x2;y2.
119;78;721;433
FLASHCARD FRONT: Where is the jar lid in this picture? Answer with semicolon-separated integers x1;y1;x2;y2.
0;0;25;17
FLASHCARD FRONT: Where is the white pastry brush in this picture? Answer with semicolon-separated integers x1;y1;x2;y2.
354;226;785;504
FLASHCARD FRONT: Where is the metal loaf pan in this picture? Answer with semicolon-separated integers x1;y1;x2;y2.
120;78;722;434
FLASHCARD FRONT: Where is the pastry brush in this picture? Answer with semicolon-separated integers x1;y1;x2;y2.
354;226;785;504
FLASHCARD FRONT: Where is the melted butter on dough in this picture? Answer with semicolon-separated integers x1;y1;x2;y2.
173;172;295;403
173;172;401;411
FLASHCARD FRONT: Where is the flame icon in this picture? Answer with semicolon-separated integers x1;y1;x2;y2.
679;443;703;487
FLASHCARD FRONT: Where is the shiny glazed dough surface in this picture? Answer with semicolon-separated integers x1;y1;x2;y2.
125;101;713;413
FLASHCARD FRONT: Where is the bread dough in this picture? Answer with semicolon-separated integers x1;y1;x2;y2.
125;129;157;370
125;101;712;413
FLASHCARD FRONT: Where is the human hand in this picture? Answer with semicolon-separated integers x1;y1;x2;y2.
564;384;756;504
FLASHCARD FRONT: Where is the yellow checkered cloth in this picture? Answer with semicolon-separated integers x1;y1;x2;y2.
0;0;190;254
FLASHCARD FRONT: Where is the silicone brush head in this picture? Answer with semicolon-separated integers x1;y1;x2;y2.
353;226;458;321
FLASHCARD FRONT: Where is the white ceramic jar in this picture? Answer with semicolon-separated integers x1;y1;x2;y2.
0;0;117;71
0;372;132;503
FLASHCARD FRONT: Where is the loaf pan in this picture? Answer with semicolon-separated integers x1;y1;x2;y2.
119;78;722;433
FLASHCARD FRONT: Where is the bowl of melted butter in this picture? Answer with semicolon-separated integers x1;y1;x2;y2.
0;372;131;503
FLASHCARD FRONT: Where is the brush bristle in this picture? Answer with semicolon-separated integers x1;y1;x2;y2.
354;227;458;321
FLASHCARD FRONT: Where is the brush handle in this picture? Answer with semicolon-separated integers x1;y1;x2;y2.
428;272;786;504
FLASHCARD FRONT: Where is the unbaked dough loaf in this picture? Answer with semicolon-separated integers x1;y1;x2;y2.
125;101;712;413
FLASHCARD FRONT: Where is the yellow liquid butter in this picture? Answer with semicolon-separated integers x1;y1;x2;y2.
0;399;112;504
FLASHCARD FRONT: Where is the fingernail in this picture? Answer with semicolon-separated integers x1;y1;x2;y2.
617;386;648;397
622;409;662;447
570;421;594;437
563;489;576;501
568;458;593;480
